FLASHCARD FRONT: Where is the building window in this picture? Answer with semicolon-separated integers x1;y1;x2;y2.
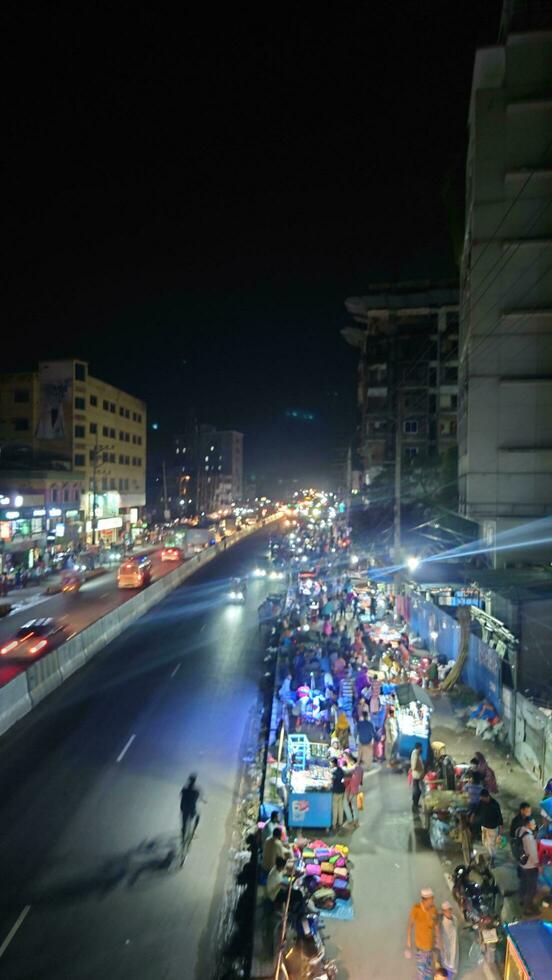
125;432;130;442
109;427;115;438
14;417;29;431
90;394;98;407
102;452;108;462
75;396;86;410
74;454;85;467
137;436;142;445
90;422;97;434
137;413;142;423
102;479;108;491
109;453;115;463
119;406;125;416
110;402;116;413
103;400;109;411
89;450;95;462
13;389;30;403
75;424;85;438
63;490;69;502
132;434;136;444
404;419;418;434
103;426;109;436
119;454;124;464
125;408;130;419
52;489;58;501
75;363;86;381
110;479;116;489
404;446;419;459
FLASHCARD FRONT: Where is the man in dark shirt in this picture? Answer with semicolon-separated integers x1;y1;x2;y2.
331;760;346;829
476;789;503;865
510;802;532;862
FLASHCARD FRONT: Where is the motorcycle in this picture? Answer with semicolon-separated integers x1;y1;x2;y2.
452;857;500;964
279;884;338;979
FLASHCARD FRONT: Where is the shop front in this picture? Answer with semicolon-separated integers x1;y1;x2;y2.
285;734;333;830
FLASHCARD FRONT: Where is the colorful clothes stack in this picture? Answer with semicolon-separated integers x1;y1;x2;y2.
298;838;351;909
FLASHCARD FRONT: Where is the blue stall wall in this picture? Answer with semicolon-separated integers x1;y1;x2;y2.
405;594;502;712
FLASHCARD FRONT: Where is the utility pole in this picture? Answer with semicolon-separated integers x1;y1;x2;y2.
394;387;402;563
162;460;170;521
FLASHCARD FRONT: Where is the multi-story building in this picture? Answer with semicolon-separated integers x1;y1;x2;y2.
197;427;244;514
458;6;552;564
343;282;459;490
0;359;146;544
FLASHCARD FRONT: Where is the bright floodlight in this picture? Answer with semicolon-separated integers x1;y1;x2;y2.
406;556;420;572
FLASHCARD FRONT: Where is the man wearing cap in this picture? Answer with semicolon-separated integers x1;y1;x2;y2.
436;900;459;978
405;888;438;979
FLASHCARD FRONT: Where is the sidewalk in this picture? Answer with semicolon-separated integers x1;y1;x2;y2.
430;691;551;924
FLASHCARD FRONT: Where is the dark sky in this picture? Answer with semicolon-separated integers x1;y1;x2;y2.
4;2;503;485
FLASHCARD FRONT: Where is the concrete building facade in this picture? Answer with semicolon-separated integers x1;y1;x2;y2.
0;360;147;542
343;282;459;490
197;428;244;514
458;12;552;563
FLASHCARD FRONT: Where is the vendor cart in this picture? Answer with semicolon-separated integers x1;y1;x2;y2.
394;682;433;763
285;734;332;829
504;921;552;979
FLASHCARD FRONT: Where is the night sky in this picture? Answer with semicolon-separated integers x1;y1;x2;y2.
4;2;503;486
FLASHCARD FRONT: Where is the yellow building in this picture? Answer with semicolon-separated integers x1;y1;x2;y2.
0;359;147;543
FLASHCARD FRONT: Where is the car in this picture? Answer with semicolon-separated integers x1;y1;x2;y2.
227;578;246;603
161;546;183;562
0;618;67;660
117;555;153;589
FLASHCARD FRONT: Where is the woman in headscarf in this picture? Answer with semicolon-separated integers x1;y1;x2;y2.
333;712;351;750
472;751;499;794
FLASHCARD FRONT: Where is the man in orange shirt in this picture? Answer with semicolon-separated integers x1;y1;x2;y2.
405;887;438;979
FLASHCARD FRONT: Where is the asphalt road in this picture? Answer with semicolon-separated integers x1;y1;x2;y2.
0;531;273;980
0;550;201;688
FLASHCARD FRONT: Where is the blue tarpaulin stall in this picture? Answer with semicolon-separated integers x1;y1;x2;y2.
504;921;552;979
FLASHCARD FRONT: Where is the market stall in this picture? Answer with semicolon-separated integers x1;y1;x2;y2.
504;921;552;980
393;682;433;762
285;734;333;829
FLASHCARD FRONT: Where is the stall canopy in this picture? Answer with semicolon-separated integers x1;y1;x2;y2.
394;683;434;710
506;920;552;978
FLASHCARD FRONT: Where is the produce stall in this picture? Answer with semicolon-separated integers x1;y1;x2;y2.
393;682;433;762
285;734;332;829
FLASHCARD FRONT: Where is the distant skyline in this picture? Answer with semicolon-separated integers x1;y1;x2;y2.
4;2;503;482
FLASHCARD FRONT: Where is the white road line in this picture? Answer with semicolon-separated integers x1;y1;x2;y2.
0;905;31;960
67;631;77;640
116;734;136;763
171;663;181;678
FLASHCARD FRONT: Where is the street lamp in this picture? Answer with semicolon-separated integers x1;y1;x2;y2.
406;556;420;572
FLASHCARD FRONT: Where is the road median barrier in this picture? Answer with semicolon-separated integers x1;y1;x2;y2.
0;674;32;736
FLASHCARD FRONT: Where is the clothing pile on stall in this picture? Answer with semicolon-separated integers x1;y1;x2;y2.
297;837;353;920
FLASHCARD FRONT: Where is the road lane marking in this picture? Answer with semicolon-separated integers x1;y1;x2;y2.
171;663;181;677
0;905;31;959
67;632;77;640
116;734;136;763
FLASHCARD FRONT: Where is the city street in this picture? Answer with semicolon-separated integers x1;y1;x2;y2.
0;549;200;689
0;532;271;980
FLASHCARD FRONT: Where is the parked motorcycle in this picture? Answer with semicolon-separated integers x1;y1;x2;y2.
279;885;337;979
452;857;500;964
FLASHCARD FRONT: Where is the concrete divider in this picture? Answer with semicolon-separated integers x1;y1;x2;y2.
26;648;63;707
0;515;281;740
0;674;32;736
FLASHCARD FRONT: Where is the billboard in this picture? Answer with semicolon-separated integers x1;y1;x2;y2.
35;361;73;441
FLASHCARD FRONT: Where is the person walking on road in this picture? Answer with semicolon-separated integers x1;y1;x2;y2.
435;900;459;978
405;887;438;980
516;816;541;915
344;755;364;827
331;758;346;829
410;742;425;812
475;789;503;866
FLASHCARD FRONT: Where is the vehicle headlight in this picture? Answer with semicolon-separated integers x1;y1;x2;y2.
229;591;237;599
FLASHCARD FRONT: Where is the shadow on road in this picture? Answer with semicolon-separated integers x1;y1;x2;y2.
30;833;182;905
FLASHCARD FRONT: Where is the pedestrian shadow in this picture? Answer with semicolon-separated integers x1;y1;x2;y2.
30;833;182;906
